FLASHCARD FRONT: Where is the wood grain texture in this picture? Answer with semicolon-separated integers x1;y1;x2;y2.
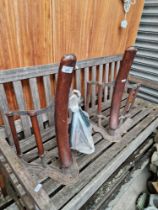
0;0;144;124
0;0;144;69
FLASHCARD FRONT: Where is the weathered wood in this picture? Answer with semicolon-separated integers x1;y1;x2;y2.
81;140;153;210
0;55;123;84
0;139;57;210
51;109;158;209
84;67;89;104
35;99;130;194
116;60;120;76
29;78;43;130
92;66;97;107
13;81;31;137
75;69;81;91
21;126;55;153
0;84;13;144
128;75;158;90
43;75;54;126
109;62;115;99
98;65;103;83
1;53;157;210
104;63;109;102
23;98;132;164
41;104;147;197
63;138;154;210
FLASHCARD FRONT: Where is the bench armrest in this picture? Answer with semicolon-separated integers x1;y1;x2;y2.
0;138;56;210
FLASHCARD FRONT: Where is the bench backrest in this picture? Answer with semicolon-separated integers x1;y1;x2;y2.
0;55;122;143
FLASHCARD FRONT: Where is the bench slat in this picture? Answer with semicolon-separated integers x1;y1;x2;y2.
29;78;43;130
75;69;81;92
110;62;115;99
84;67;89;103
92;66;97;108
52;109;158;209
116;60;120;76
104;63;109;103
13;81;31;137
43;76;54;126
0;139;56;210
0;84;13;144
62;116;158;210
0;55;123;84
98;64;103;83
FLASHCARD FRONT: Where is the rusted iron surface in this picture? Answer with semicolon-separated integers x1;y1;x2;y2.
55;54;77;168
6;113;21;156
109;47;137;134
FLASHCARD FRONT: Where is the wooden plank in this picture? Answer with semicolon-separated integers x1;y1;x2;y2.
43;76;54;126
51;109;158;209
44;105;146;196
20;126;55;153
0;84;13;144
85;140;153;210
128;75;158;90
0;55;123;84
84;67;89;103
116;60;120;76
75;69;81;92
1;160;35;210
29;78;43;130
104;63;109;102
13;81;31;137
63;117;158;210
23;98;132;163
109;62;115;100
98;65;103;83
91;66;97;107
0;139;57;210
42;105;146;199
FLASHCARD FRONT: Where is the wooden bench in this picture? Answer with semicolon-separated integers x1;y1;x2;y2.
0;54;158;210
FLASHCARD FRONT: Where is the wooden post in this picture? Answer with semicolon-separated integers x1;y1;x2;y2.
29;112;45;159
97;83;103;127
85;82;92;112
55;54;77;168
6;113;21;156
109;47;137;134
